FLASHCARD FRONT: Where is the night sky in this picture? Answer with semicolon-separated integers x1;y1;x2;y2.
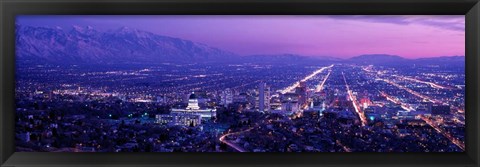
16;15;465;59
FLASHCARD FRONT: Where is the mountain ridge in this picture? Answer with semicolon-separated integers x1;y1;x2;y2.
347;54;464;65
16;25;464;65
16;25;239;64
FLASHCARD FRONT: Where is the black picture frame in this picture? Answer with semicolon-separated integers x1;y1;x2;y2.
1;0;479;167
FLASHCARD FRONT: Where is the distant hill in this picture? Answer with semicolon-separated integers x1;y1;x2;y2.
16;25;238;64
348;54;408;64
241;54;341;64
413;56;465;64
348;54;464;65
15;25;464;66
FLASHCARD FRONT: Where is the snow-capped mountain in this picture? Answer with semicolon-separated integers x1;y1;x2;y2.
16;25;463;65
16;25;238;64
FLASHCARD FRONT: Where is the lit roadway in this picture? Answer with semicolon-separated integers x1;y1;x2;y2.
377;78;442;104
378;77;464;113
301;68;333;110
342;72;368;126
379;91;414;111
363;65;465;150
315;68;332;93
420;116;465;151
364;66;459;109
392;75;454;90
362;65;454;90
279;64;334;94
219;127;253;152
379;90;465;151
336;140;352;152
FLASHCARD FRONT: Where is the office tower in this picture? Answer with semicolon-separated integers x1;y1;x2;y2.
295;81;307;106
259;82;265;112
221;88;233;107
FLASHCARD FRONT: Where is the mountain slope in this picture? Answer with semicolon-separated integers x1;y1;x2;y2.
414;56;465;64
15;25;464;65
241;54;342;64
16;25;238;64
348;54;407;64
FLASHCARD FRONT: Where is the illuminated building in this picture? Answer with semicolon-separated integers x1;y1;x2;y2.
221;88;233;107
295;81;307;106
257;82;271;112
281;97;299;114
171;92;216;118
417;102;433;113
156;95;167;104
259;82;265;112
155;113;201;126
360;97;372;109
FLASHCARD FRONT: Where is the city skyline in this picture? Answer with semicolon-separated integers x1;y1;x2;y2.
16;15;465;58
15;15;465;153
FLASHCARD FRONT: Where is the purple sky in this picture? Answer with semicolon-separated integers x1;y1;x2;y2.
16;15;465;59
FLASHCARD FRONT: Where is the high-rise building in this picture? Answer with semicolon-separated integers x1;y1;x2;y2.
257;82;271;112
221;88;233;107
282;97;299;113
295;81;308;106
156;95;168;104
259;82;265;112
265;85;271;110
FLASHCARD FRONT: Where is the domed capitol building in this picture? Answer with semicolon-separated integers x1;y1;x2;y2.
171;92;217;119
156;92;216;126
